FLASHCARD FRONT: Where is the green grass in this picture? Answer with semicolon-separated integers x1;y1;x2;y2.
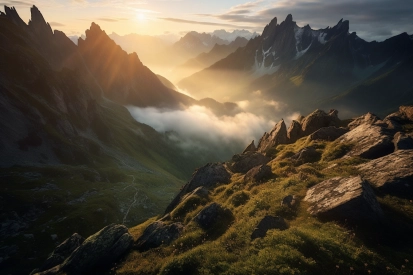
115;137;413;275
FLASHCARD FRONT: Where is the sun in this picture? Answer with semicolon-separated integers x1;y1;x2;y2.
137;12;146;22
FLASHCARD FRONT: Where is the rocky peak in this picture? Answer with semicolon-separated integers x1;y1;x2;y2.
28;5;53;38
2;6;26;28
257;119;288;154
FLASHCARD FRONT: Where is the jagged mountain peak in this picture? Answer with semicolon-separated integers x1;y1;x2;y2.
28;5;53;37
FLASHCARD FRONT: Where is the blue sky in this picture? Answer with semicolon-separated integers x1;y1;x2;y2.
1;0;412;41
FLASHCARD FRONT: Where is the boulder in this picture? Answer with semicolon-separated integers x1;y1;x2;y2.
304;176;383;223
38;233;84;272
194;203;233;230
164;163;230;214
281;195;297;208
244;164;272;184
290;146;320;164
337;124;394;159
393;132;413;150
307;126;348;142
257;120;288;153
242;140;257;153
135;221;184;251
251;216;288;240
348;112;381;130
228;151;270;174
357;150;413;197
34;224;133;275
301;109;340;136
287;120;303;143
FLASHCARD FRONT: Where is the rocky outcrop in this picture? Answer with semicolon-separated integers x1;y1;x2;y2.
304;176;383;223
357;150;413;197
393;132;413;150
281;195;298;208
301;109;340;136
228;151;270;174
337;124;394;159
251;216;288;240
136;221;184;251
257;120;288;154
33;224;133;275
38;233;84;272
287;120;302;143
242;140;257;153
386;106;413;123
164;163;230;214
290;146;320;164
194;203;233;230
348;112;381;130
307;126;348;141
244;164;272;184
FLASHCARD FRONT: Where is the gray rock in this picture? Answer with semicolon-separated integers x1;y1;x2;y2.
301;109;340;136
39;233;84;272
348;112;381;130
244;164;272;184
242;140;257;153
50;234;58;241
136;221;184;251
290;146;320;164
307;126;348;142
164;163;230;214
287;120;302;143
35;224;134;274
304;176;383;223
251;216;288;240
281;195;297;208
337;124;394;159
194;203;233;230
393;132;413;150
228;151;270;174
357;150;413;197
257;120;288;154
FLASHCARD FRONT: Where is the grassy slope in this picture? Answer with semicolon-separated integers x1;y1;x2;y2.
116;138;413;275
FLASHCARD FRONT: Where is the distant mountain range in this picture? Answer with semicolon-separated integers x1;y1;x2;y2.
179;14;413;117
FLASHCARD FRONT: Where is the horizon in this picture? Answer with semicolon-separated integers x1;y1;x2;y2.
2;0;413;42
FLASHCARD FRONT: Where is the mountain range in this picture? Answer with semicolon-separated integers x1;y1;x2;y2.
179;14;413;117
1;4;413;275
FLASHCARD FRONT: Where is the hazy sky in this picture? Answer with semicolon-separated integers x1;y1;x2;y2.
1;0;412;41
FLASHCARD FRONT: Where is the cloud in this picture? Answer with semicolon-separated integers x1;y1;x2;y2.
159;17;252;29
97;17;128;22
49;21;65;27
127;105;277;159
1;0;32;6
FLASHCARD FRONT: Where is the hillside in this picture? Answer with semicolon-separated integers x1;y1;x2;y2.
32;106;413;275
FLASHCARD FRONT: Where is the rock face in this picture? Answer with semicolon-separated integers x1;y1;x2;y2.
348;112;381;130
136;221;184;251
164;163;230;214
228;151;270;174
301;109;340;136
257;120;288;153
287;120;303;143
307;126;348;141
357;150;413;196
38;233;84;272
194;203;233;230
304;176;383;223
34;224;133;275
251;216;288;240
244;164;272;184
290;146;320;164
337;123;394;159
242;140;257;153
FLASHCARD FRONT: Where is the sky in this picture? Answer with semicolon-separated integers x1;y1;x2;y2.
1;0;413;41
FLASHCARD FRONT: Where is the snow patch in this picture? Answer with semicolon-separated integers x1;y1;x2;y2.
294;43;312;60
252;47;280;77
318;32;327;44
